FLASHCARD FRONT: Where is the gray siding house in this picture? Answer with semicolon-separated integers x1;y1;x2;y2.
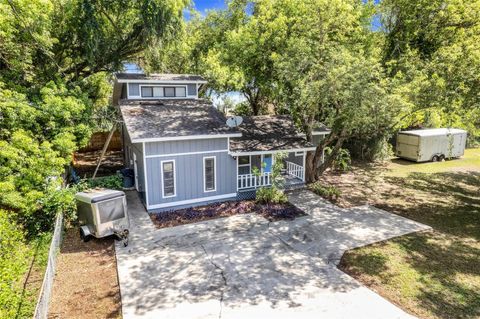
114;73;330;211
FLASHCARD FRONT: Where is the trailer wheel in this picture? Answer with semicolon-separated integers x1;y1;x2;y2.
432;155;439;162
79;227;91;243
439;154;445;161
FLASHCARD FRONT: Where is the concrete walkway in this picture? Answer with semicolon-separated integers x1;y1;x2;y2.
116;190;431;319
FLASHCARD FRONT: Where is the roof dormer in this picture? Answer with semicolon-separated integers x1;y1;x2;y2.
113;73;207;105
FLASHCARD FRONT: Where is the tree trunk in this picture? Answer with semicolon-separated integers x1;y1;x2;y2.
315;135;346;177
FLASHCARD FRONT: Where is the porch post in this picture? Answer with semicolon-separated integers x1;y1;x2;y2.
302;152;306;182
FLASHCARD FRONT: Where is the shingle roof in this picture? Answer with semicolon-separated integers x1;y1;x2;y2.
229;115;315;153
119;99;239;141
116;73;206;82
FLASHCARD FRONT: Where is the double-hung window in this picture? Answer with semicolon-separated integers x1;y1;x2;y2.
204;156;216;192
161;160;176;197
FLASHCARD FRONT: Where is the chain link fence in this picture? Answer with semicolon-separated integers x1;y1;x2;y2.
33;213;64;319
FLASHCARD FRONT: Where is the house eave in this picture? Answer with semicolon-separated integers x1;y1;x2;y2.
116;79;208;84
228;147;317;157
131;133;242;144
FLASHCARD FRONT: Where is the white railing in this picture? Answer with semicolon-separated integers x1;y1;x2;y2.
238;172;272;190
285;161;304;181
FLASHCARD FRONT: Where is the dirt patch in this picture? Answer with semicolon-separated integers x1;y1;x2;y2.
48;228;121;319
150;200;305;228
73;150;124;178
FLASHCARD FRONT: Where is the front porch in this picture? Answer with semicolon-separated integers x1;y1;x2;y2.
236;152;306;191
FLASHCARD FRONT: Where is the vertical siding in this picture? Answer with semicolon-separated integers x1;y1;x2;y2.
122;124;146;203
146;151;236;206
286;152;304;166
145;138;228;156
312;135;325;146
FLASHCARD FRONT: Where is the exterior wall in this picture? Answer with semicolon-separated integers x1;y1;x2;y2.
127;82;198;98
312;134;326;146
286;152;304;166
145;139;228;156
122;123;146;202
144;138;237;210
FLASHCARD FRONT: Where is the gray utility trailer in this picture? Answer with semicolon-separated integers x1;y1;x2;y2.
75;189;129;246
396;128;467;162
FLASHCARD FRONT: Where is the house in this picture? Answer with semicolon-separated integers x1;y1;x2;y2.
113;73;330;211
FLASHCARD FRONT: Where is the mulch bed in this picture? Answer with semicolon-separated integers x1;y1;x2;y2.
150;200;306;229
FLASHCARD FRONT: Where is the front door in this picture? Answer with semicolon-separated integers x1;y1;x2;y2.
262;154;273;173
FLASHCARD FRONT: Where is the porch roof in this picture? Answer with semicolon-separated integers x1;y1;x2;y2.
229;115;316;154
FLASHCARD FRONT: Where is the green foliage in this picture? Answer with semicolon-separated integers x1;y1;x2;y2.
256;187;288;205
255;152;288;204
0;209;29;319
381;0;480;143
309;182;341;201
232;101;253;116
325;147;352;171
83;175;123;190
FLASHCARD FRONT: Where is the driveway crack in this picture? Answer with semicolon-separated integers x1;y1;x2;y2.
200;244;227;319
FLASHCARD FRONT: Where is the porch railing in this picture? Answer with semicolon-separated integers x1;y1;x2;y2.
238;172;272;190
285;161;304;181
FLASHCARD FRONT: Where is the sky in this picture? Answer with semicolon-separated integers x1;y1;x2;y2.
190;0;382;29
193;0;227;14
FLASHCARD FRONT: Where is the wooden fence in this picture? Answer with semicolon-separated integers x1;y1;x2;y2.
79;131;122;152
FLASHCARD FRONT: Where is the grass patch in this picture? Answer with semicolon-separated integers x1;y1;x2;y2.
13;232;52;319
386;148;480;177
323;148;480;319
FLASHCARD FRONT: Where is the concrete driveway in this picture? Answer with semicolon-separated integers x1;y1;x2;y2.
116;190;430;319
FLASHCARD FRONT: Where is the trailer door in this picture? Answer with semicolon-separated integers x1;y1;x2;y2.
397;134;420;160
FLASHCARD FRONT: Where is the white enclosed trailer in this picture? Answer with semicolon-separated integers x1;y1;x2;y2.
396;128;467;162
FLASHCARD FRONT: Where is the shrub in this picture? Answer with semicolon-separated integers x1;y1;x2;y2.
309;182;341;201
0;210;29;319
256;187;288;204
83;174;123;190
325;147;352;171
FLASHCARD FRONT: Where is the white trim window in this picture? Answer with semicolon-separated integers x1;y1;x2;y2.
161;160;176;198
203;156;216;192
175;87;186;97
238;155;250;175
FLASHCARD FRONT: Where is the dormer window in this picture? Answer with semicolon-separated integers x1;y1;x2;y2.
115;73;207;102
140;85;187;98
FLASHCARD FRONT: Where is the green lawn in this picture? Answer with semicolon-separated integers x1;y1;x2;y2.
386;148;480;177
321;148;480;319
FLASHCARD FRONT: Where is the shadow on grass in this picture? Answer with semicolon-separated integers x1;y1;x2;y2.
399;233;479;318
381;171;480;240
339;170;480;318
